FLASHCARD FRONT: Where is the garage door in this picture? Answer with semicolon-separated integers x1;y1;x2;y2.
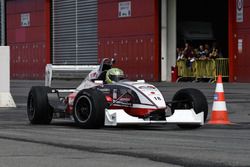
52;0;98;65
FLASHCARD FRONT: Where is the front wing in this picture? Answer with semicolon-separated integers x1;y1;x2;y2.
104;109;204;126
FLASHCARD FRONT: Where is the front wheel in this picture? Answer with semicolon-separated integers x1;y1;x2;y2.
73;89;107;128
172;88;208;129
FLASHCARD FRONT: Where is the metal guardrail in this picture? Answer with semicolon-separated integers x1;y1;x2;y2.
215;58;229;77
176;58;229;82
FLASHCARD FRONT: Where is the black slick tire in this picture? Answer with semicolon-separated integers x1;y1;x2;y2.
27;86;53;124
171;88;208;129
73;89;107;128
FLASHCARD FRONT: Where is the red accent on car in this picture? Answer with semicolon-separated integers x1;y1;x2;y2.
105;96;113;102
109;105;157;118
66;92;77;113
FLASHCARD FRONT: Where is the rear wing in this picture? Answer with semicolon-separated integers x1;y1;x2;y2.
45;64;99;87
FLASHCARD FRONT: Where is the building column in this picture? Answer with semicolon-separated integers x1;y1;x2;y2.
1;0;5;46
161;0;177;82
161;0;167;81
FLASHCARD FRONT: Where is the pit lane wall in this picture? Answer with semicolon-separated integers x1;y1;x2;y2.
0;46;16;107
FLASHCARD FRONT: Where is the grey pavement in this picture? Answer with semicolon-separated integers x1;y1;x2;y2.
0;80;250;167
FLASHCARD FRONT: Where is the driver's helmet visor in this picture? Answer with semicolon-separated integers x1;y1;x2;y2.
109;75;125;82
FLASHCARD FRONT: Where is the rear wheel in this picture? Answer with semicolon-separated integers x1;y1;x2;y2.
27;86;53;124
172;88;208;129
73;89;107;128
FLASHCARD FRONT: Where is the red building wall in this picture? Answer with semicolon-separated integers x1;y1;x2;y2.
6;0;50;79
230;0;250;82
98;0;159;81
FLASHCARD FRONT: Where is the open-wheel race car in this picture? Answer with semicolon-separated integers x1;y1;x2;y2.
27;58;208;129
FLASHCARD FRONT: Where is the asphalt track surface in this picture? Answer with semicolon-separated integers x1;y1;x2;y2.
0;80;250;167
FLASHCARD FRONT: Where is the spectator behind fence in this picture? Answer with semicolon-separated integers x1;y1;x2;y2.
197;45;207;60
177;48;184;60
176;42;224;63
204;44;211;57
183;43;193;58
183;43;195;67
209;47;222;59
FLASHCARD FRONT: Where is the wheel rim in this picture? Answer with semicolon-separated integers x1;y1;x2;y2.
75;95;92;123
27;94;35;120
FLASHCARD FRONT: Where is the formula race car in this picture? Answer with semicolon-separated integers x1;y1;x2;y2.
27;58;208;129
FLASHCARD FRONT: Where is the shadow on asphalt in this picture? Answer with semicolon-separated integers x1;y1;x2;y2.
204;123;250;130
48;121;250;131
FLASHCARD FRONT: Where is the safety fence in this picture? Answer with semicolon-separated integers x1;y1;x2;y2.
176;58;229;82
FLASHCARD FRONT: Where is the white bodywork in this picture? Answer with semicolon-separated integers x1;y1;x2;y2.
78;79;166;109
44;58;205;126
105;109;204;126
78;75;204;126
119;81;166;108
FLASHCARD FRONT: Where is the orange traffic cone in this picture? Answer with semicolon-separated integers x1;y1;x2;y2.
208;75;232;124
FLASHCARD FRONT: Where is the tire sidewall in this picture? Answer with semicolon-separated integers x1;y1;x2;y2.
172;88;208;129
27;90;35;121
27;86;53;124
73;89;106;128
